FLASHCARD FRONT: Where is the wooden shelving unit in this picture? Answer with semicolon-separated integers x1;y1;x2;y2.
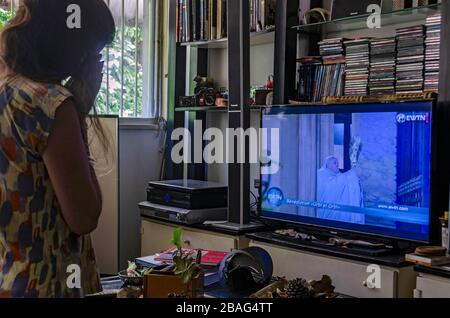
165;0;450;230
290;1;449;245
165;0;298;226
175;105;265;112
293;3;441;34
179;29;275;49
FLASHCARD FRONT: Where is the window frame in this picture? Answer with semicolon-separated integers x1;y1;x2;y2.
4;0;162;119
102;0;161;119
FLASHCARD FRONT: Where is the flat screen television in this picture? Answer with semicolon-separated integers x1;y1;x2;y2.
260;101;437;244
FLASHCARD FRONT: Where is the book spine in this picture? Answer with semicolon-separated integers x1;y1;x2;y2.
200;0;203;40
192;0;197;41
180;0;184;42
209;0;213;40
222;0;227;38
176;0;180;42
217;0;221;39
249;0;253;31
183;0;187;42
260;0;264;30
196;0;201;41
212;0;217;40
188;0;192;42
205;0;208;40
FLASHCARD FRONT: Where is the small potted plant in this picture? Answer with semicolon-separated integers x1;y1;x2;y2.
143;228;204;298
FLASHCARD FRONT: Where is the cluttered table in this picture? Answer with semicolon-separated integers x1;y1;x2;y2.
89;246;340;299
87;246;254;299
94;276;251;299
140;210;267;237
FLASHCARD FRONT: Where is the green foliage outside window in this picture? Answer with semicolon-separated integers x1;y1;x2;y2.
0;8;13;28
97;26;144;117
0;9;144;117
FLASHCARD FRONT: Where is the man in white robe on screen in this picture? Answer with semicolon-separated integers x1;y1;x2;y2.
316;137;365;225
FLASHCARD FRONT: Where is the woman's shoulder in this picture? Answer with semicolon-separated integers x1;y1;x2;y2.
7;75;72;101
5;75;73;116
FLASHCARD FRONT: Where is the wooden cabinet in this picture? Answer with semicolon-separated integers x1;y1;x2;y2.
249;240;417;298
415;274;450;298
140;218;250;256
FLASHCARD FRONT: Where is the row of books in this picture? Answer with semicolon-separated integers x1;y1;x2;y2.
176;0;276;43
176;0;228;43
318;38;345;65
396;25;426;94
297;18;441;101
297;57;345;102
370;38;396;95
250;0;276;33
136;247;229;287
344;39;370;96
425;12;441;92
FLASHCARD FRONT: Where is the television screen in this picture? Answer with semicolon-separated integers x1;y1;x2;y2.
260;102;433;243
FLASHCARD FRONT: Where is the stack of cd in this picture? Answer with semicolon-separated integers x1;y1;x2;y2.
318;38;346;65
424;13;441;92
369;38;396;95
396;25;425;94
344;38;370;96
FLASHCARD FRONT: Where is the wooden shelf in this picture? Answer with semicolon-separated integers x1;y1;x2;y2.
174;92;438;113
175;105;267;112
175;106;227;112
292;3;441;34
179;29;275;49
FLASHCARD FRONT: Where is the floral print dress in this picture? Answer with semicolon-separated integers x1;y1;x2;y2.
0;75;101;298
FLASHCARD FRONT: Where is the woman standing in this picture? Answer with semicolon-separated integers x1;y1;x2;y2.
0;0;115;297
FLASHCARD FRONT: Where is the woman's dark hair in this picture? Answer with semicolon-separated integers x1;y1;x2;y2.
0;0;116;154
1;0;115;82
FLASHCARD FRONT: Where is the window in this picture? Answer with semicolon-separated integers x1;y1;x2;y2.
98;0;160;118
0;0;161;119
0;0;15;27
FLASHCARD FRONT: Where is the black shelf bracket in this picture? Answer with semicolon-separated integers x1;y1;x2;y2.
165;0;186;180
273;0;300;104
227;0;250;224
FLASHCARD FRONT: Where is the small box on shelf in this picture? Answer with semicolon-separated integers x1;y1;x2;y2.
144;271;204;298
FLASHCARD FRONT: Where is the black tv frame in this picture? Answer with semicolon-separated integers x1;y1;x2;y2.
258;100;441;248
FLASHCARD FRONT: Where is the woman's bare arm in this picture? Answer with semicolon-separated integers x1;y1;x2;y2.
43;98;102;235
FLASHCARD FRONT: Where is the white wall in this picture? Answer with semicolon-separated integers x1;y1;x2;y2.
118;121;164;269
250;43;275;86
207;42;275;89
90;118;165;273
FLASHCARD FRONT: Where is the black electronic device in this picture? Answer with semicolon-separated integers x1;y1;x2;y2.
147;179;227;210
260;101;441;246
331;0;382;20
178;96;197;107
218;247;273;292
196;87;217;106
139;201;227;225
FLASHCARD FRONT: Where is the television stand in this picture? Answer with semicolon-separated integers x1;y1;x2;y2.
271;229;398;257
246;231;417;298
211;221;266;232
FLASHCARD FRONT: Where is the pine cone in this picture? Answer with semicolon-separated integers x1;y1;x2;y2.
285;278;311;299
